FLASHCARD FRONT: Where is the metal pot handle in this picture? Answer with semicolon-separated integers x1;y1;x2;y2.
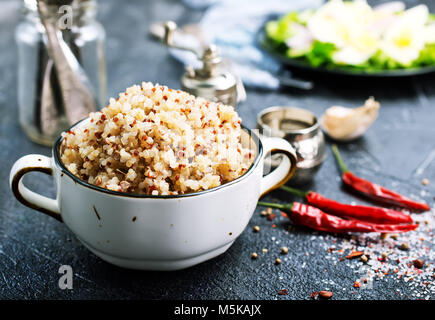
9;154;62;222
260;137;297;197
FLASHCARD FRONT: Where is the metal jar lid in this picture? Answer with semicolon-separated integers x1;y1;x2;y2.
257;106;326;185
181;45;237;107
150;21;239;108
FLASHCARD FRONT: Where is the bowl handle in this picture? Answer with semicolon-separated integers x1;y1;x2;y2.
9;154;62;222
260;137;297;197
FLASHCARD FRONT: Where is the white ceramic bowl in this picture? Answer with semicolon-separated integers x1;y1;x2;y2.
10;119;297;270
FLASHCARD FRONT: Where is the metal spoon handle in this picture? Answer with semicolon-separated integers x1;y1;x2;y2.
37;0;96;125
40;59;60;135
277;75;314;90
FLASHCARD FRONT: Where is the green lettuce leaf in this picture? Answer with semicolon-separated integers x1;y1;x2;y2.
265;12;301;43
413;43;435;66
304;41;336;67
368;51;401;69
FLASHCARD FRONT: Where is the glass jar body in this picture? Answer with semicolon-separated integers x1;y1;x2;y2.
15;0;106;146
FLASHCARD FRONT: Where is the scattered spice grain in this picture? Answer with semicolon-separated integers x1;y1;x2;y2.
399;243;409;251
267;214;276;221
319;291;333;299
413;259;424;269
278;289;288;295
346;251;364;259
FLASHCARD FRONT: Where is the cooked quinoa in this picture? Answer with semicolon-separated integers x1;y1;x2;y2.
60;82;254;195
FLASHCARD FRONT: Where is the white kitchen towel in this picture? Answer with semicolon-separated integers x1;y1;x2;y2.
172;0;323;90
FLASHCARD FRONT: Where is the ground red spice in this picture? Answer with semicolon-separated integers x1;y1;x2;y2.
278;289;288;295
267;214;276;221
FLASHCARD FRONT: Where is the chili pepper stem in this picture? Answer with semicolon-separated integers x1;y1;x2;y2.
257;201;292;211
280;185;309;198
331;144;349;174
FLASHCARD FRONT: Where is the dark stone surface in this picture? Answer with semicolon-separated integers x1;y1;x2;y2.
0;0;434;299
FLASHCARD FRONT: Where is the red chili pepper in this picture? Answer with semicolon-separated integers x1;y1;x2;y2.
257;201;418;234
280;185;413;225
332;144;430;212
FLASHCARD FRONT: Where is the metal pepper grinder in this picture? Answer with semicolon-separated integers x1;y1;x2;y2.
162;21;238;108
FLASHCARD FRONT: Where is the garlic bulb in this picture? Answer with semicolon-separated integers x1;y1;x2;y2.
320;97;380;141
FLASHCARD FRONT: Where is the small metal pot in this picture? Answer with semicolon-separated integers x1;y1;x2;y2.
257;106;326;186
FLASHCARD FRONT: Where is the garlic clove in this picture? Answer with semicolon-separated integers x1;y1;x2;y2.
320;97;380;141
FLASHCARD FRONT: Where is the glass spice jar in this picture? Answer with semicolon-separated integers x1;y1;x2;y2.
15;0;106;146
